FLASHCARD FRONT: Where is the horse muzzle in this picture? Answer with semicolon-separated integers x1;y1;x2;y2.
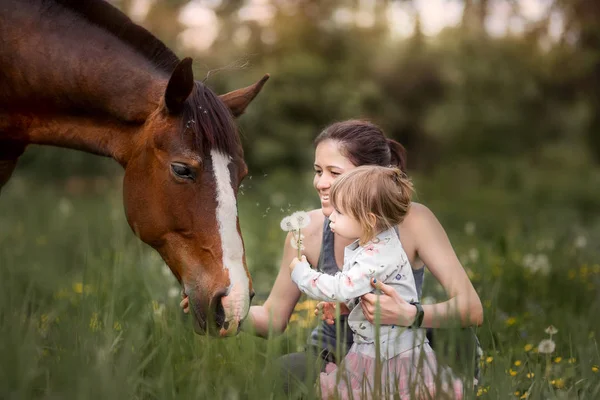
186;287;254;337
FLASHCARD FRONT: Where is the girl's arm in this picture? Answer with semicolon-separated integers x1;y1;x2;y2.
290;250;398;304
360;204;483;328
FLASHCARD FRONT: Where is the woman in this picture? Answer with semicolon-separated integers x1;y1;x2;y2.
182;119;483;395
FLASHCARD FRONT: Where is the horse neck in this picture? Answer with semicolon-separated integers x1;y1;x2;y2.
0;0;169;163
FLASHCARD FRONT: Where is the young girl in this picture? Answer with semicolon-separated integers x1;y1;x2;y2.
289;165;464;399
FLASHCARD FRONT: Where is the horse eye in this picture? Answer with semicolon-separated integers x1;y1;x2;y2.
171;163;195;180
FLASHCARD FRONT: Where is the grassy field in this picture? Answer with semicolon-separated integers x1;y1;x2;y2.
1;158;599;399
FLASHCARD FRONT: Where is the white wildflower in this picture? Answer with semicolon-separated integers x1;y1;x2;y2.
574;235;587;249
281;211;311;259
522;253;550;275
537;339;556;354
545;325;558;335
168;287;180;298
291;211;311;229
280;216;298;231
468;248;479;263
464;221;476;236
58;198;73;217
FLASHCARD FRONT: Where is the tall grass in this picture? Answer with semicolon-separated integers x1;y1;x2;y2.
1;162;599;399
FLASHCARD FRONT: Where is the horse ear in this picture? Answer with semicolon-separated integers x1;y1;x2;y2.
219;74;270;118
164;58;194;114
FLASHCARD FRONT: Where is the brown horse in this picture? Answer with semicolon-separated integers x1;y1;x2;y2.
0;0;268;337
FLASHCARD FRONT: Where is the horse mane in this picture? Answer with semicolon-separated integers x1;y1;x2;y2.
44;0;180;75
184;82;240;156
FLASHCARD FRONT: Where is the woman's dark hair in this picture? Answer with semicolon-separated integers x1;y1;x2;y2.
314;120;407;172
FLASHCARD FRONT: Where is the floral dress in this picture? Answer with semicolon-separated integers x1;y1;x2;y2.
291;228;464;399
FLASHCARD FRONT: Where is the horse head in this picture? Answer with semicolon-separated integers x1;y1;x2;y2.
122;58;268;336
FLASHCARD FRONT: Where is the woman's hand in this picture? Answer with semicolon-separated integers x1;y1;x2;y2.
180;294;189;314
360;278;416;326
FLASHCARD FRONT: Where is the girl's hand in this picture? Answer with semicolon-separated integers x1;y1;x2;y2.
314;302;352;325
180;294;189;314
315;302;336;324
288;255;307;272
360;278;417;326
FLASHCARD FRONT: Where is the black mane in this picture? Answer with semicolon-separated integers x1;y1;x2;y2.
183;83;240;157
45;0;180;75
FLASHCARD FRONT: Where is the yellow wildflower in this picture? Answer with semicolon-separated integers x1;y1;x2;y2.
294;300;319;311
486;356;493;364
554;357;562;363
592;365;599;373
520;392;529;399
508;368;518;376
514;391;520;397
552;378;565;389
506;317;517;326
514;360;522;367
568;357;576;364
89;312;102;332
524;344;533;352
73;282;83;294
526;372;534;379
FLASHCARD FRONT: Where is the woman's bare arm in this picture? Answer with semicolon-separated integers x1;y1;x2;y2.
245;231;302;337
360;203;483;327
245;210;324;337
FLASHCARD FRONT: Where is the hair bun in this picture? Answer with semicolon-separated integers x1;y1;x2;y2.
387;139;407;173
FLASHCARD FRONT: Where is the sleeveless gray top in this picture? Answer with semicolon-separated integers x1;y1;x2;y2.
308;217;425;352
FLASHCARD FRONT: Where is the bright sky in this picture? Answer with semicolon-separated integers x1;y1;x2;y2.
127;0;564;52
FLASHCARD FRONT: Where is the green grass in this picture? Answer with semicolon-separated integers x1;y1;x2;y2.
1;163;599;399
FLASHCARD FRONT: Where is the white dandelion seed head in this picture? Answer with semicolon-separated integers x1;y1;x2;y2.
545;325;558;335
280;216;298;231
537;338;556;354
292;211;311;229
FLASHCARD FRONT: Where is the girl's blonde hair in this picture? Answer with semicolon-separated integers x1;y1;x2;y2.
330;166;413;245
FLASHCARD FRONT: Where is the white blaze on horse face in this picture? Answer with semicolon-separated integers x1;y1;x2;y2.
211;149;249;335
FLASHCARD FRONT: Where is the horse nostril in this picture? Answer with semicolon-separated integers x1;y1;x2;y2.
211;289;227;329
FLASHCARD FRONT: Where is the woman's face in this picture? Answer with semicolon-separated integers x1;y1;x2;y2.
313;140;357;217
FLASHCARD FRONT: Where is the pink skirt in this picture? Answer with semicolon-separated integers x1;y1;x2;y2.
319;344;464;400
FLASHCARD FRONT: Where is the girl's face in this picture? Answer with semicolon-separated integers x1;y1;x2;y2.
328;208;362;241
313;140;357;217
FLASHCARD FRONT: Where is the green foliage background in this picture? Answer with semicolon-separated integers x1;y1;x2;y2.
2;0;600;398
